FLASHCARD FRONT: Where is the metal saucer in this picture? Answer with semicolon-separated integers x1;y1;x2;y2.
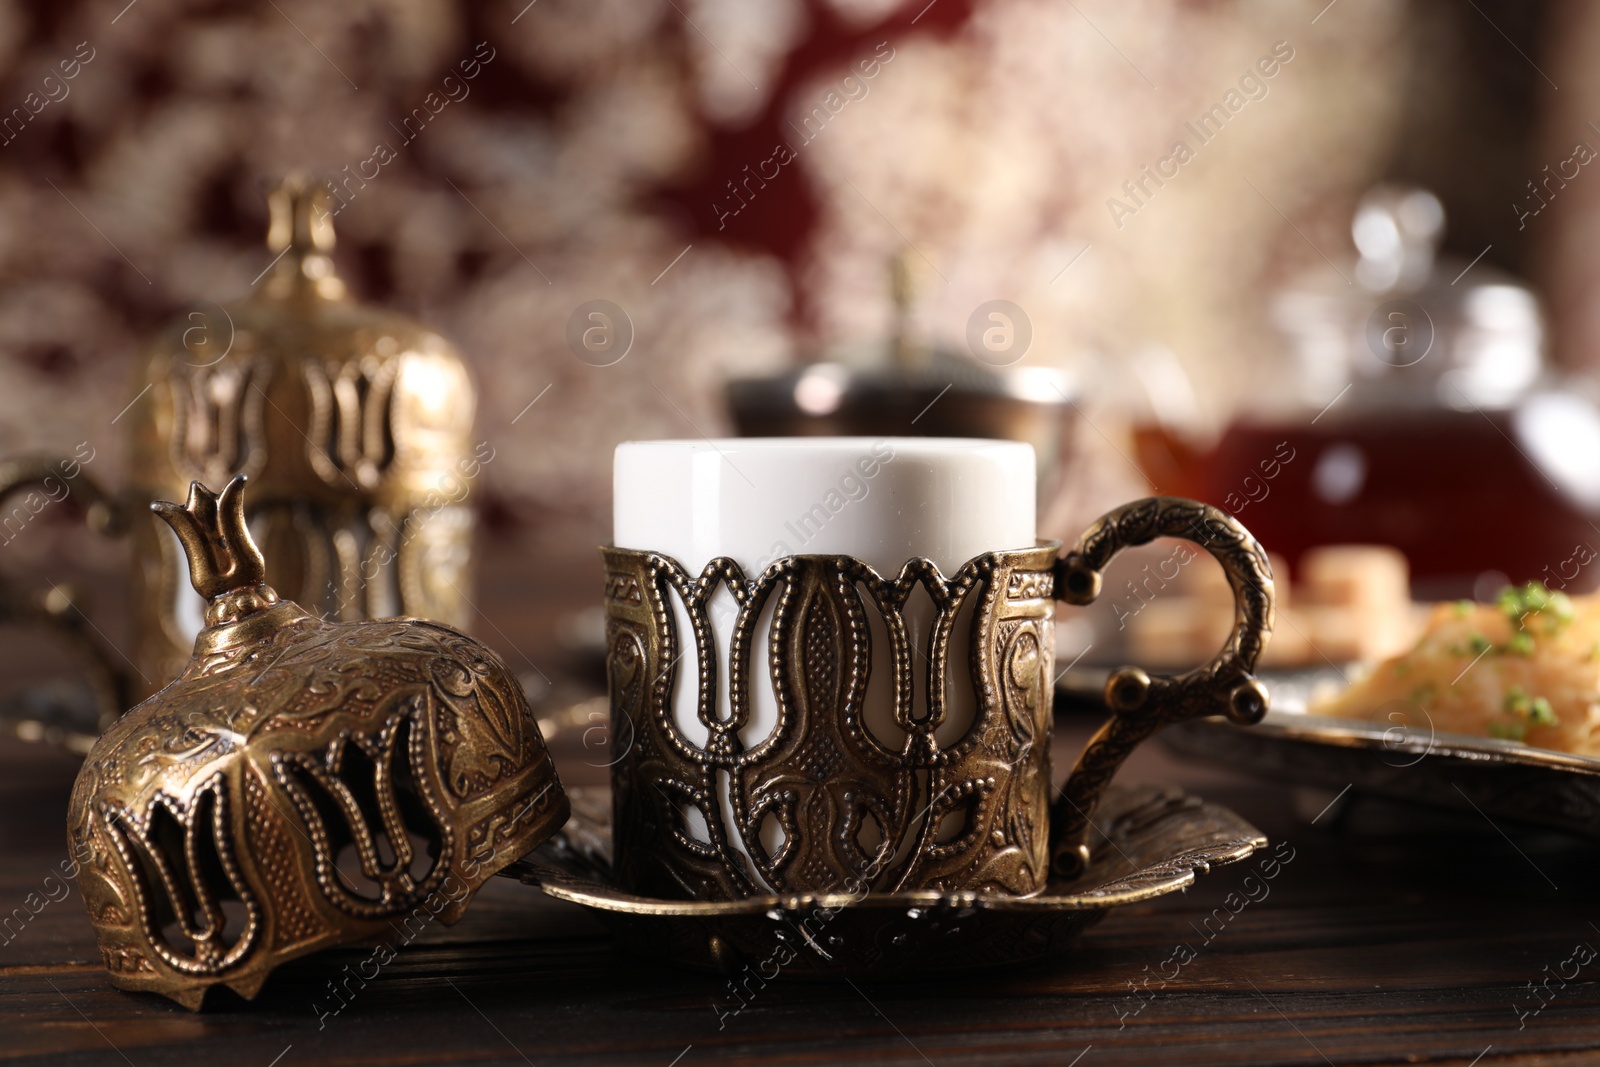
505;782;1265;980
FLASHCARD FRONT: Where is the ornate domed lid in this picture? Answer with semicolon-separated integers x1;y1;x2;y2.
126;177;475;510
68;476;566;1009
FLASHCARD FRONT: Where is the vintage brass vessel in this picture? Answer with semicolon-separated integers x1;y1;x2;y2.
596;496;1272;911
0;176;482;744
68;477;566;1009
124;176;482;695
513;498;1272;977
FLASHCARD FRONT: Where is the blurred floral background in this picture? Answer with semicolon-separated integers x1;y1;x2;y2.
0;0;1586;577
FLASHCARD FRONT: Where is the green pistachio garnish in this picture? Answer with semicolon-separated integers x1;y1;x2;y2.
1489;720;1527;742
1502;686;1559;731
1498;582;1543;618
1496;581;1574;636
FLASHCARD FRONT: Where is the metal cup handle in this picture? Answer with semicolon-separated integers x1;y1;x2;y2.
1050;496;1274;878
0;456;130;742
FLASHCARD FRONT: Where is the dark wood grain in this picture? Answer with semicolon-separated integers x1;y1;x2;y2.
4;555;1600;1065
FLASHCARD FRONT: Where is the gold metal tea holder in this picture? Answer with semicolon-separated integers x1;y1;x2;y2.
68;476;568;1009
0;176;481;749
513;497;1274;978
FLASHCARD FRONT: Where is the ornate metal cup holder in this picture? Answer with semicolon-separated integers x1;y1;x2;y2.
506;782;1266;979
532;495;1276;977
601;497;1274;904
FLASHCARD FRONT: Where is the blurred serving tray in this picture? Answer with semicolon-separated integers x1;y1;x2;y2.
1057;666;1600;840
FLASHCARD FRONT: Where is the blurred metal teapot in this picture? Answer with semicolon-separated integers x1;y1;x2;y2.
724;253;1076;500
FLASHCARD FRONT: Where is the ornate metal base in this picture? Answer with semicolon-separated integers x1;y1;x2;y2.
508;783;1265;980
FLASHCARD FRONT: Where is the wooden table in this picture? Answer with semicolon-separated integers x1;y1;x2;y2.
4;553;1600;1064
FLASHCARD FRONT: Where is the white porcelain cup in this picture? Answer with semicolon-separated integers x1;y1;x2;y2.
613;437;1035;577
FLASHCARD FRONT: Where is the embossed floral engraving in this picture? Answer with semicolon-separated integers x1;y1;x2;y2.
69;478;569;1009
605;543;1059;902
605;496;1276;901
